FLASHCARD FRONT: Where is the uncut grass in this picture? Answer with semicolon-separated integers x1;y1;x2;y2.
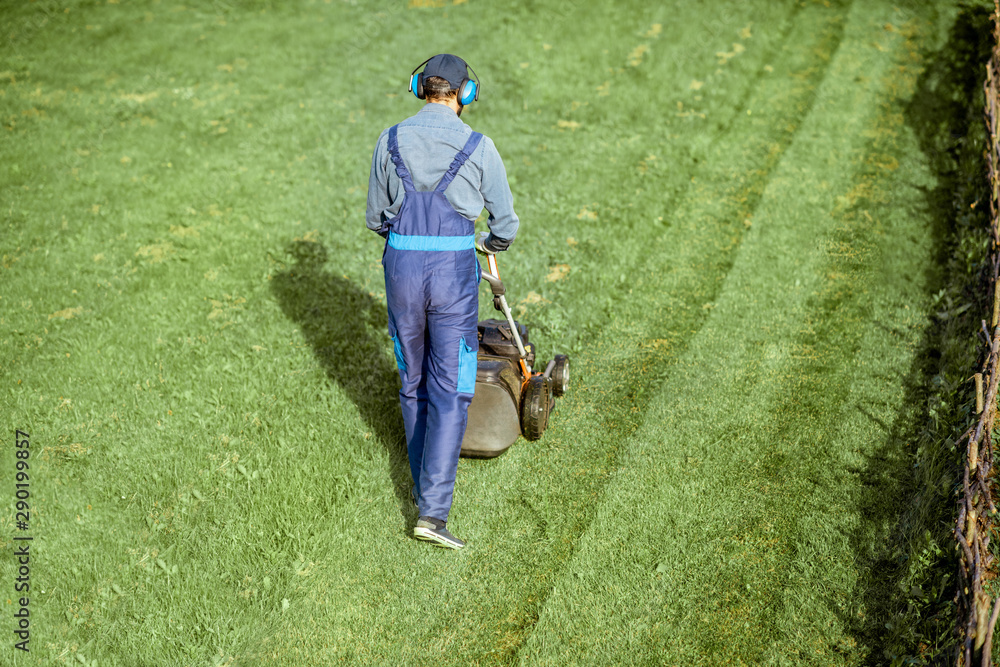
0;1;961;665
0;3;429;665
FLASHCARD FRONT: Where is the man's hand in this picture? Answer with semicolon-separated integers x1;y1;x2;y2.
474;231;495;255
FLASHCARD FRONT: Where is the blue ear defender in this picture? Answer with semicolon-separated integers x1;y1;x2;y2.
458;61;481;104
458;78;478;105
409;72;424;100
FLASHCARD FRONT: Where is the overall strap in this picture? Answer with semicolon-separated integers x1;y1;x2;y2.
387;125;415;193
434;131;483;194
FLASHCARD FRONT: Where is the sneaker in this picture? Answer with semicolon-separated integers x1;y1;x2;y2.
414;517;465;550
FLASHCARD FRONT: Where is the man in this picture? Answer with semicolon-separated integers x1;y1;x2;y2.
366;54;519;549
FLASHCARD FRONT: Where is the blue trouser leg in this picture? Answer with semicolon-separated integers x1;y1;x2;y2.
386;285;429;504
419;297;477;520
400;359;428;501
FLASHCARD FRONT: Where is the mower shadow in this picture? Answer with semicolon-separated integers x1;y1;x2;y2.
270;239;411;514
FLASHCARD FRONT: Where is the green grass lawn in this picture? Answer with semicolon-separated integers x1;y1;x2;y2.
0;0;988;664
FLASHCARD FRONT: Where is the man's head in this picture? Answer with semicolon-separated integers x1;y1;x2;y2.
422;75;457;103
409;54;479;109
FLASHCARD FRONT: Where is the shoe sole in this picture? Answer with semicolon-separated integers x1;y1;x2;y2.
413;526;464;550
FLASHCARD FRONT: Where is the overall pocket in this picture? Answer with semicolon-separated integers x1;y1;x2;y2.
457;337;477;394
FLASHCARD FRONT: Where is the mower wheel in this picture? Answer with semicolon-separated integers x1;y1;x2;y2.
551;355;569;397
521;375;552;441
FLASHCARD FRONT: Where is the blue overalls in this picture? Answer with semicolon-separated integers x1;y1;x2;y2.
383;124;482;522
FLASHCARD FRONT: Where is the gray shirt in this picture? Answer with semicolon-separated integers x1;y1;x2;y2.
366;103;519;248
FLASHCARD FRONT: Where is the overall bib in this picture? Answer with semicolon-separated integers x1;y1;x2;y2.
384;124;482;521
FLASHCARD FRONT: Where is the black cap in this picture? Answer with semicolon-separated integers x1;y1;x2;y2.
423;54;469;89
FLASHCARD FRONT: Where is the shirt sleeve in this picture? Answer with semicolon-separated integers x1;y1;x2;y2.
365;130;391;236
479;137;519;247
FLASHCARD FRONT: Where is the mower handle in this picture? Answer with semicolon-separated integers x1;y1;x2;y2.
480;253;529;363
479;271;505;297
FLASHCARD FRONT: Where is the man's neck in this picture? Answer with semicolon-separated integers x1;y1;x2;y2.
427;98;462;116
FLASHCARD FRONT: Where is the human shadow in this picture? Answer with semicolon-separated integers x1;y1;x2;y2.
270;238;411;512
838;5;993;662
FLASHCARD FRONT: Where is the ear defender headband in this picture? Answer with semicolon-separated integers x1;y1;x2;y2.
408;56;480;106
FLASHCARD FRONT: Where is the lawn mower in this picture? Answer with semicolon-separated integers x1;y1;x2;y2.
460;253;569;458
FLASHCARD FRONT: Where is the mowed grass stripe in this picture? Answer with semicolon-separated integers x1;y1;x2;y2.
261;2;855;664
443;0;854;658
519;3;945;664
